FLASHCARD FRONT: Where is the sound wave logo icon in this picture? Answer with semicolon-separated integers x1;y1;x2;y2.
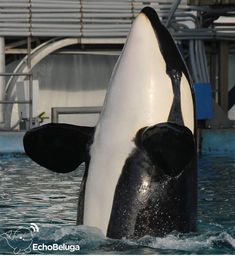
0;224;39;254
30;223;39;233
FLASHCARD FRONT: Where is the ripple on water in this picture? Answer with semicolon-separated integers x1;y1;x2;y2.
0;154;234;254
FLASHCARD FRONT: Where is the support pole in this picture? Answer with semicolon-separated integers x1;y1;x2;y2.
0;37;5;124
165;0;181;28
219;41;229;113
27;36;33;129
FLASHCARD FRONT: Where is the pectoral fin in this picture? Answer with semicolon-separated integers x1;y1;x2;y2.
23;123;94;173
137;122;195;177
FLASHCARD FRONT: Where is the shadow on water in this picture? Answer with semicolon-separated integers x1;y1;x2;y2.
0;154;234;254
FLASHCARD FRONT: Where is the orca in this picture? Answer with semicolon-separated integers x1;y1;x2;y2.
23;7;197;239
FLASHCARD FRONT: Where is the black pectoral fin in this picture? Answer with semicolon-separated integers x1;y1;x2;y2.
23;123;94;173
137;122;195;176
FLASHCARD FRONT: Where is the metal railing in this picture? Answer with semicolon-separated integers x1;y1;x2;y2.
1;0;235;40
0;0;191;38
0;72;33;129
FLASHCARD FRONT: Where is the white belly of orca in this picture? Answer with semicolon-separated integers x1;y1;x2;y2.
83;11;194;235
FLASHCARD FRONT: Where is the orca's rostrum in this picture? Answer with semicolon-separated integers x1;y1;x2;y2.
24;7;197;239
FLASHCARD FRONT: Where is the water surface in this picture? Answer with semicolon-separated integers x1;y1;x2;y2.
0;154;234;254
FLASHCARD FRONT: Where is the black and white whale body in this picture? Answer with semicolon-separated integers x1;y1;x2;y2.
23;7;197;239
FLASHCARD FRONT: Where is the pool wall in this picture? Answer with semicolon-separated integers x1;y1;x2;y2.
0;129;234;154
200;129;235;154
0;132;25;153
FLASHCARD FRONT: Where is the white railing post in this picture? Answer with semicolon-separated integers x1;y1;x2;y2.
0;37;5;124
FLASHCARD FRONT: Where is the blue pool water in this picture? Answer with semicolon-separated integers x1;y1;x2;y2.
0;154;234;254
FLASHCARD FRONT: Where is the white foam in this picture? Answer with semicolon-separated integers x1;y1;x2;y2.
137;231;235;252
